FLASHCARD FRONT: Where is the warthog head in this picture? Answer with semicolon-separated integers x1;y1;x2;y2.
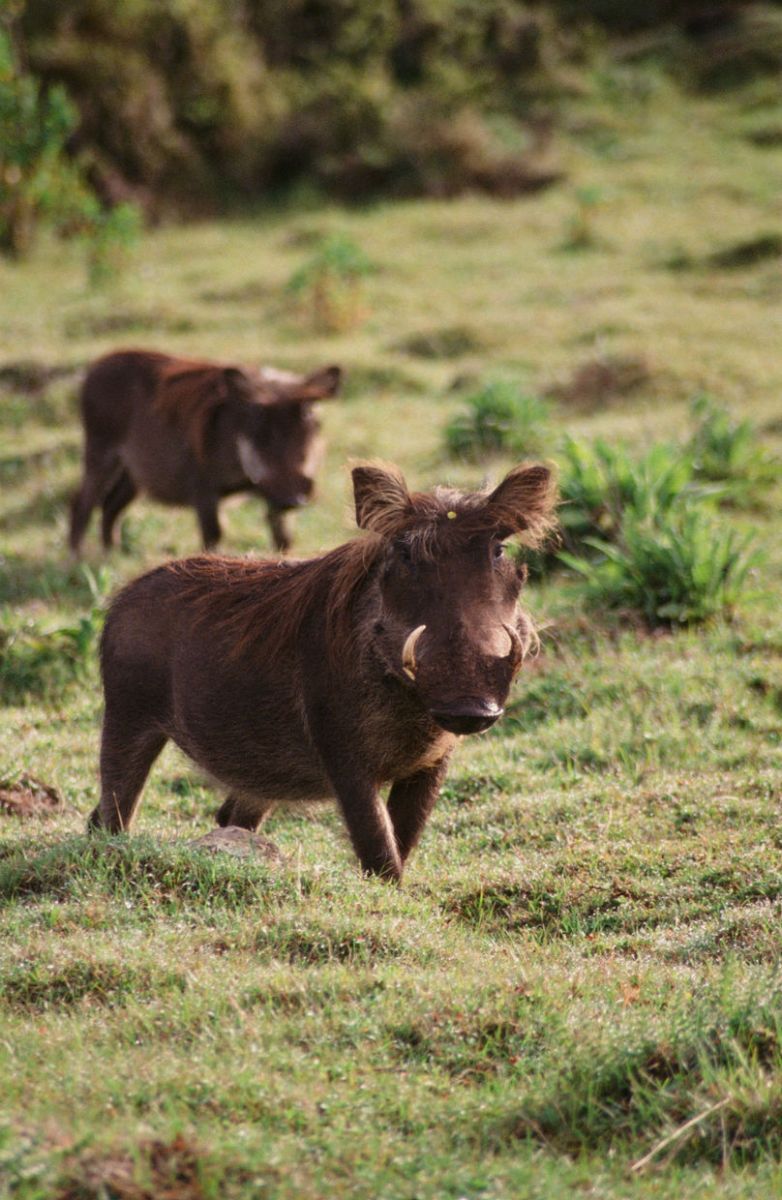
354;461;556;735
233;364;342;510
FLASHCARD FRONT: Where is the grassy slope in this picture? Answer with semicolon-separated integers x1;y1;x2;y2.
1;77;782;1197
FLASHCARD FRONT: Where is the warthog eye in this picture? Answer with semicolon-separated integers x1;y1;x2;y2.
493;541;506;561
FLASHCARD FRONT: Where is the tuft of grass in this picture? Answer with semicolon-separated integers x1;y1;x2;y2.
286;233;374;333
556;436;701;553
0;566;110;702
393;324;485;359
687;395;779;508
445;381;551;461
0;835;294;914
558;185;606;252
0;959;187;1011
560;507;762;627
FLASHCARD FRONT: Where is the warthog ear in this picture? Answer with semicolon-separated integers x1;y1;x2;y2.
297;365;342;400
485;464;557;547
223;366;256;400
352;462;411;533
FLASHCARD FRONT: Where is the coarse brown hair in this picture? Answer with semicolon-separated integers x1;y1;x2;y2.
154;357;253;460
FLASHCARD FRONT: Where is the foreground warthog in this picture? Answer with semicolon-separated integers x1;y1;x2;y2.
69;348;342;555
89;461;556;880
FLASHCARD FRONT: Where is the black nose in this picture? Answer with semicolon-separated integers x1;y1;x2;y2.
430;700;504;735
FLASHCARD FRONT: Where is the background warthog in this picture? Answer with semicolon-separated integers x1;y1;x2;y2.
69;348;342;554
90;461;557;881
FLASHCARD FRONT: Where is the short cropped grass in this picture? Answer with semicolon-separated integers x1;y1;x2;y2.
1;74;782;1199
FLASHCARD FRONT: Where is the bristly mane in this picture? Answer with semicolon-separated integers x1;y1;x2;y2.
168;475;554;663
154;358;252;461
170;537;385;664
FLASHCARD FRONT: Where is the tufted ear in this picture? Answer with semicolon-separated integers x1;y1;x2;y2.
296;365;342;400
223;366;256;401
352;462;411;533
484;464;557;547
265;365;343;405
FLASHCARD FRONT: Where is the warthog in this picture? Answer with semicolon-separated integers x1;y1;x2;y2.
69;348;342;555
89;460;556;880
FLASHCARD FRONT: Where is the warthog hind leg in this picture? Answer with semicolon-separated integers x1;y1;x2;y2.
101;469;138;549
215;793;276;832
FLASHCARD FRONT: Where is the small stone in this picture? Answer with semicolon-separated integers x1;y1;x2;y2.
188;825;285;862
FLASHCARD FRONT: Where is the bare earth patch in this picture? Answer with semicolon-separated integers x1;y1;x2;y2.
0;774;65;818
57;1136;206;1200
547;353;651;407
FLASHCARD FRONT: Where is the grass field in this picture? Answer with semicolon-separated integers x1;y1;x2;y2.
1;79;782;1198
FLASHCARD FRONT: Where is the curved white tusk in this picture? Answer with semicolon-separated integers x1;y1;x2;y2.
402;624;426;680
236;434;270;485
502;622;524;673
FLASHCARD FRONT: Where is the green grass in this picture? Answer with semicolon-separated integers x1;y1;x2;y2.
1;79;782;1198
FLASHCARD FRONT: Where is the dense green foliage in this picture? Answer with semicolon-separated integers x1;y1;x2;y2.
561;509;761;627
7;0;782;212
0;19;141;272
445;380;551;460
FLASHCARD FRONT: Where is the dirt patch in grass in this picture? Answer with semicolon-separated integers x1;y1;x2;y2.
56;1136;206;1200
546;353;651;407
0;360;80;394
63;308;196;339
198;279;275;304
707;233;782;269
390;1010;546;1079
391;324;486;359
0;774;65;818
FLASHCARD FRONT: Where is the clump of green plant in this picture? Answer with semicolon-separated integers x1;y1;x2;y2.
0;27;140;279
0;565;110;702
687;395;779;508
82;199;142;286
559;185;605;251
445;381;551;461
286;233;374;333
557;436;701;552
0;26;77;257
561;508;761;627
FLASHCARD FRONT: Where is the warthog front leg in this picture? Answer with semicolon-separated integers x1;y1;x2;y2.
89;721;167;833
387;759;450;865
267;504;293;554
320;758;402;880
193;487;222;550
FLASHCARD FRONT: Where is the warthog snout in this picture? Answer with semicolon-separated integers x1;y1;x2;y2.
430;699;504;735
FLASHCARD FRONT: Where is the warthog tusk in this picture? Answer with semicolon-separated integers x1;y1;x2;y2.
502;622;523;673
236;435;270;485
402;624;426;680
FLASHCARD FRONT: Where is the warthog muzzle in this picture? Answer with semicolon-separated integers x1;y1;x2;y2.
429;699;504;735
